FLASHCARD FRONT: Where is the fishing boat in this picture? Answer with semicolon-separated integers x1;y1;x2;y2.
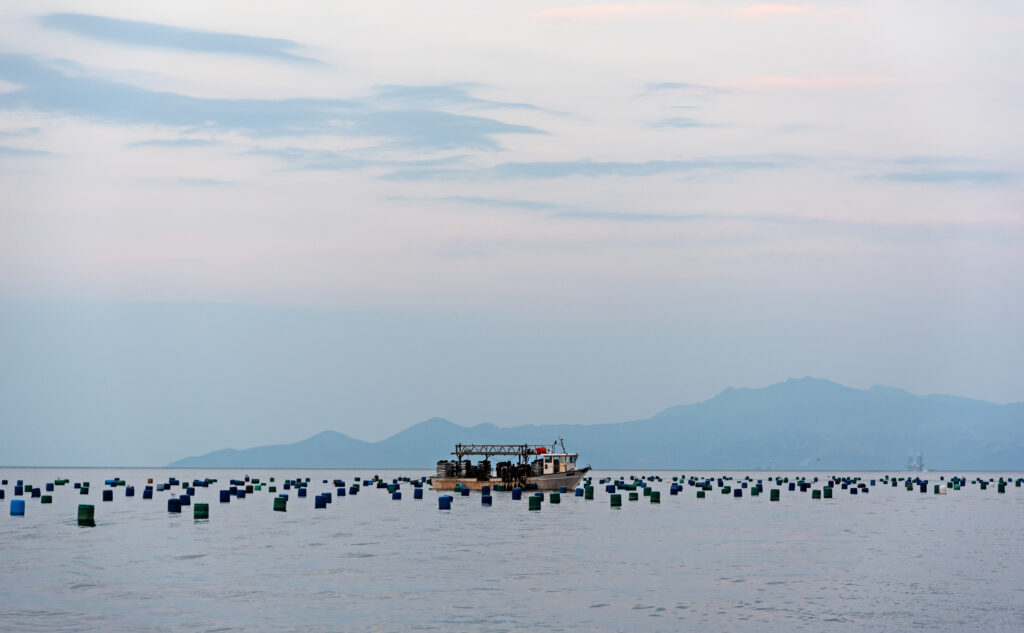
431;438;590;491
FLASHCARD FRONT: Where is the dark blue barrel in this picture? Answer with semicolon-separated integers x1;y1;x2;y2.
125;486;135;497
439;496;452;510
179;494;191;506
512;487;522;500
734;488;742;497
236;489;246;499
46;483;55;492
337;487;346;497
167;498;182;513
413;488;423;499
14;486;23;496
187;487;195;496
850;487;859;495
349;486;358;495
460;487;470;497
102;490;113;502
481;494;492;505
143;486;153;499
298;488;307;498
788;482;796;491
606;484;615;494
31;488;41;498
481;486;490;495
315;495;327;509
575;488;584;497
0;490;4;500
10;499;25;516
220;490;231;503
559;486;567;493
392;491;402;500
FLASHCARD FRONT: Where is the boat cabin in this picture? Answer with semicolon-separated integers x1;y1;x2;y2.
536;452;579;474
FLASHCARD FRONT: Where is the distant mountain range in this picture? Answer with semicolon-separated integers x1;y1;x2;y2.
168;377;1024;470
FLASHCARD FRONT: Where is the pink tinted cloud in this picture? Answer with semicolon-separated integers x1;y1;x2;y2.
732;4;814;18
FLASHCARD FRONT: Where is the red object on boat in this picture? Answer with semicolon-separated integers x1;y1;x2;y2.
535;446;547;454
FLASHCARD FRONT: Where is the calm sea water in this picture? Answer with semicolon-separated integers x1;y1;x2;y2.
1;468;1022;632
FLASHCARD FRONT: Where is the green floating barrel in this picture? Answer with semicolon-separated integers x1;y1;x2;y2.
643;487;652;497
41;495;53;504
273;497;288;512
696;490;706;499
528;495;542;511
584;486;594;500
998;482;1006;493
650;490;661;503
549;492;560;504
194;503;210;520
811;489;821;499
628;492;639;501
770;489;780;501
610;493;622;507
77;504;95;527
823;486;833;499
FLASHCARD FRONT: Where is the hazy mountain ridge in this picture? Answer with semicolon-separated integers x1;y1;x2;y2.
168;378;1024;469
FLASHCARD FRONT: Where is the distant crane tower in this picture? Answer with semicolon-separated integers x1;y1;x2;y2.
905;451;924;471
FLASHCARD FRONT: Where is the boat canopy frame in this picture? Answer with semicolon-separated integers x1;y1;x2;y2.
451;443;537;464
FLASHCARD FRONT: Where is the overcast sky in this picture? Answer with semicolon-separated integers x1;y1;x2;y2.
1;1;1022;465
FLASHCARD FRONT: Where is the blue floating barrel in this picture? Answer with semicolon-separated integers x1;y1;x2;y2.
734;488;742;498
337;487;346;497
439;496;452;510
512;487;522;500
14;486;23;496
102;490;113;502
559;486;567;493
220;490;231;502
481;494;492;506
125;486;135;497
349;486;358;495
315;495;327;509
167;498;182;513
10;499;26;516
298;488;307;498
481;486;490;496
850;487;858;495
392;491;402;500
575;487;584;497
31;488;41;498
605;484;616;494
46;483;55;492
413;488;423;499
179;494;191;506
187;487;195;496
143;486;153;499
460;487;470;497
0;490;4;500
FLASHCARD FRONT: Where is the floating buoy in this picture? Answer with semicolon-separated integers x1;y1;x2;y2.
194;503;209;520
460;487;470;497
315;495;328;508
102;490;113;502
392;491;402;500
413;488;423;499
167;498;182;513
439;495;452;510
651;491;661;503
10;499;25;516
511;487;522;501
549;492;561;504
273;497;288;512
696;490;706;499
481;486;490;496
733;488;742;498
528;496;542;511
77;504;95;526
584;486;594;500
610;493;622;507
770;489;780;501
481;494;492;506
812;489;821;499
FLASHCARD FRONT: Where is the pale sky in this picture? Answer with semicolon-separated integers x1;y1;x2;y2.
1;1;1022;465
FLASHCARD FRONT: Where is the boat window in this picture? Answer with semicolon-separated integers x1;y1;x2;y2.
545;456;552;464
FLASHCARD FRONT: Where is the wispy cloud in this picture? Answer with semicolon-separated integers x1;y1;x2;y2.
439;196;558;211
0;53;544;151
534;3;820;22
882;170;1012;185
383;157;784;181
552;210;709;222
652;117;720;128
39;13;321;64
0;145;53;157
178;177;232;187
128;138;222;148
732;75;899;89
372;84;541;111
